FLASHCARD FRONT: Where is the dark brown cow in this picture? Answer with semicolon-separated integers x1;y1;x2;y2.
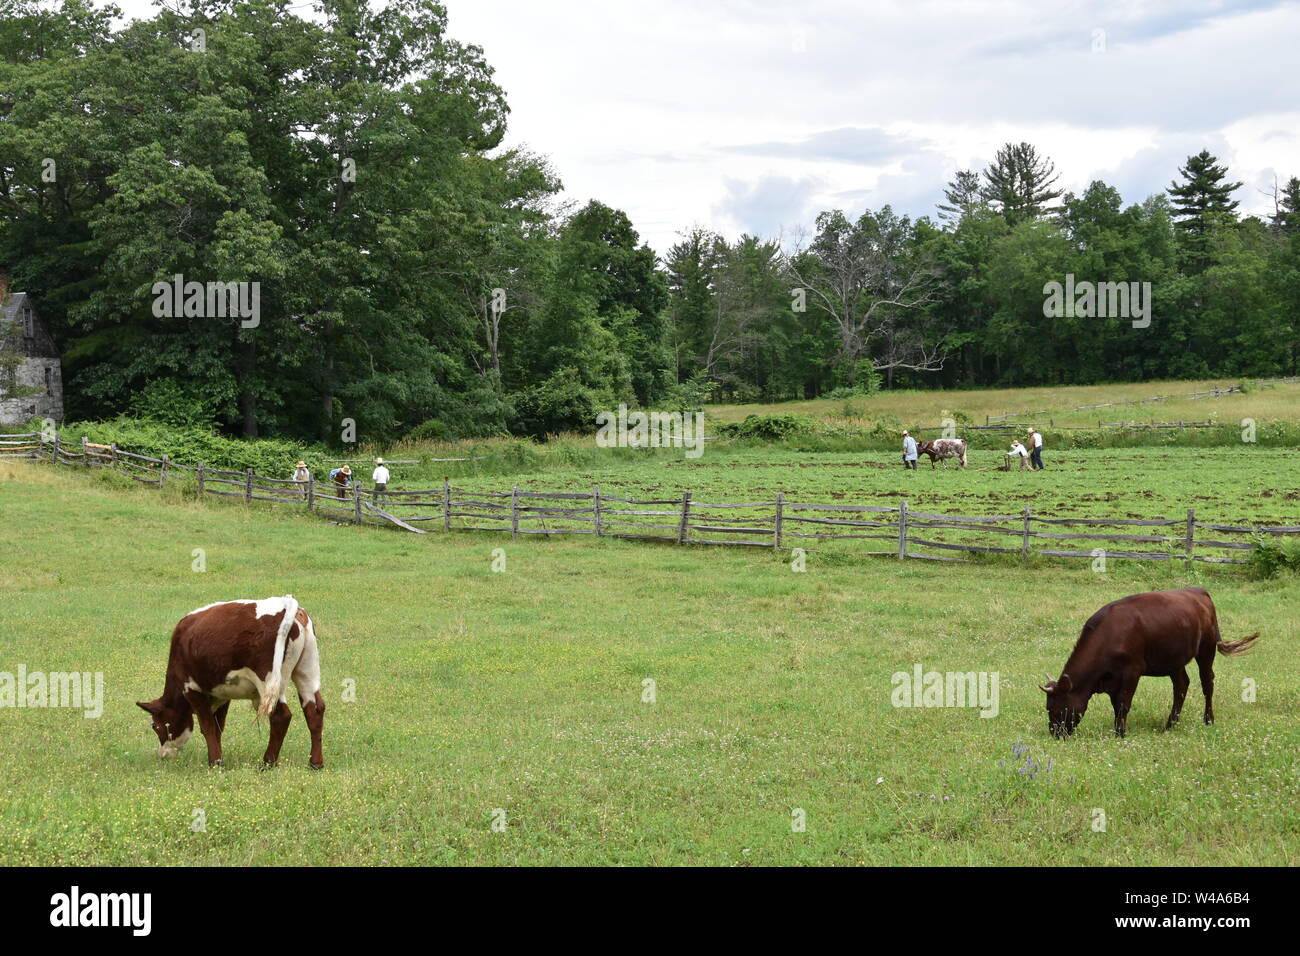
137;596;325;768
1041;588;1256;738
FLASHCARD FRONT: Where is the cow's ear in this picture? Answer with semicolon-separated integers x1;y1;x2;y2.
1058;673;1073;692
137;700;162;715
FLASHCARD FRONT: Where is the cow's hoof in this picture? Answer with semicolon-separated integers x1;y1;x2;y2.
208;760;223;769
309;761;324;771
260;760;278;771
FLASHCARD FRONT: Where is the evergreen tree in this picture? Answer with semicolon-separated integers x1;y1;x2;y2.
936;169;982;225
1167;149;1242;271
979;143;1061;225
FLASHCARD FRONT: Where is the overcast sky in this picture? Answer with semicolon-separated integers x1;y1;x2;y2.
111;0;1300;253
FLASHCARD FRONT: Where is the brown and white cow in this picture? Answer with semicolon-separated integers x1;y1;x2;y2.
916;437;968;469
137;596;325;769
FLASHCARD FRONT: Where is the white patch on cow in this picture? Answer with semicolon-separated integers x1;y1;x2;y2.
183;677;200;693
254;596;295;620
292;614;322;705
183;596;295;620
210;667;265;702
159;727;192;758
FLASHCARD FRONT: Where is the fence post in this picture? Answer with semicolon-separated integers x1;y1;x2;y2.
160;454;169;487
197;463;206;497
81;436;89;466
306;474;314;510
678;491;691;545
1185;508;1195;561
353;479;362;523
511;485;519;540
442;478;451;532
593;486;603;537
1022;507;1032;560
52;433;61;464
774;491;784;552
898;499;908;560
110;443;118;469
245;468;253;503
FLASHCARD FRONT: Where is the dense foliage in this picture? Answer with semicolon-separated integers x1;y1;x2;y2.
2;1;1297;445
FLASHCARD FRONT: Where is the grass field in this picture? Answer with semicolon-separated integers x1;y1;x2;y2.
1;457;1297;865
707;377;1300;428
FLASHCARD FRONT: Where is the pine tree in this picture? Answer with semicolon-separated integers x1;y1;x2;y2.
979;143;1061;225
936;169;982;225
1167;149;1242;270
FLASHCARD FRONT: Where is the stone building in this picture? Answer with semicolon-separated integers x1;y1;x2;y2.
0;291;64;425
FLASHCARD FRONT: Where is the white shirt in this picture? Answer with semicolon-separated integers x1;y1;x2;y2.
1010;443;1028;457
1031;432;1042;448
372;466;390;484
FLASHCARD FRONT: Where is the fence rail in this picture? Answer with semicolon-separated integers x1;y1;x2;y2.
7;433;1294;568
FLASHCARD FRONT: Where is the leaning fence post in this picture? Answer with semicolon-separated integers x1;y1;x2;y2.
774;491;784;551
678;491;692;545
511;485;520;540
442;478;451;531
160;454;169;487
197;462;206;498
593;486;603;537
353;479;362;523
1185;508;1196;561
245;468;253;503
898;499;908;560
1022;507;1032;560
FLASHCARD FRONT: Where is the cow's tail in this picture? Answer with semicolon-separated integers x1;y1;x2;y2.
1216;632;1259;656
257;595;299;718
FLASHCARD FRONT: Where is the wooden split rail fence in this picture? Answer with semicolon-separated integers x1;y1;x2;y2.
7;432;1296;567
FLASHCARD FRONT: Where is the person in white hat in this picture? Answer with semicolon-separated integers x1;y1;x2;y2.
291;460;311;497
372;457;390;504
1027;427;1044;470
901;430;918;470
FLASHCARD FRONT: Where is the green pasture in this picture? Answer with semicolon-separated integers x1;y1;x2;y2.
0;459;1296;865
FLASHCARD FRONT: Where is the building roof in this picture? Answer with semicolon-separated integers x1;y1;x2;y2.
0;292;30;324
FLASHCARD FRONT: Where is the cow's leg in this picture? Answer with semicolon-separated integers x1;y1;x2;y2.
1111;676;1139;738
185;690;224;767
1165;667;1189;729
261;700;292;768
1197;644;1216;724
213;700;230;737
293;617;326;770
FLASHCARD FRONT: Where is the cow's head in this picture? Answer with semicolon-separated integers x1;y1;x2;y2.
136;698;194;758
1039;673;1086;738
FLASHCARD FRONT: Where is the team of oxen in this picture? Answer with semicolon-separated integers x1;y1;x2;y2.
138;584;1258;766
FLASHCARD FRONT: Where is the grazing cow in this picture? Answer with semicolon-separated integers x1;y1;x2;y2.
917;437;968;469
1040;588;1257;738
137;596;325;769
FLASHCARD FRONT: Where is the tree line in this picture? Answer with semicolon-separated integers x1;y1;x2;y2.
2;0;1297;443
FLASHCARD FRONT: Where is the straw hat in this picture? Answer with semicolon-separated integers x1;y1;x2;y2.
341;465;352;475
902;430;909;436
296;460;307;469
375;457;384;464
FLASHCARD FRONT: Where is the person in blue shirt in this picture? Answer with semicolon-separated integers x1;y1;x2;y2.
329;464;352;499
902;431;918;470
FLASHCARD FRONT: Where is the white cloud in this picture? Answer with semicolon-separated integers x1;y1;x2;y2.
103;0;1300;251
